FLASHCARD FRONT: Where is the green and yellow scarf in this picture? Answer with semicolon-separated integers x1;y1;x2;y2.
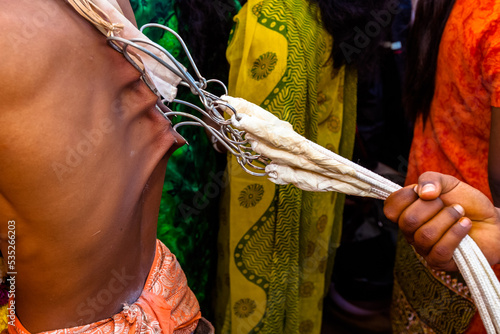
216;1;357;333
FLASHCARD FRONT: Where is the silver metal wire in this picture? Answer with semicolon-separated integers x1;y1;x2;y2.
107;23;266;176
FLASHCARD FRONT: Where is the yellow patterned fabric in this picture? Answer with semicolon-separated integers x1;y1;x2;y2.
215;1;357;333
0;304;7;331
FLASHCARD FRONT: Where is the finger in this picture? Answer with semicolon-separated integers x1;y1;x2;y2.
425;217;472;271
416;172;460;201
398;198;444;243
383;185;419;223
412;204;465;256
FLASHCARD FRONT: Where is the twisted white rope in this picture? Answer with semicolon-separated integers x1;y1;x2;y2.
315;141;500;334
310;147;500;334
332;154;500;333
454;236;500;334
223;95;500;333
315;145;500;333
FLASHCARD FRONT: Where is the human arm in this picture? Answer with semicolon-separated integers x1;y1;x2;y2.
383;171;500;271
489;106;500;206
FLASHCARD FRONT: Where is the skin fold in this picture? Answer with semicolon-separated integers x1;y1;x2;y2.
0;0;185;331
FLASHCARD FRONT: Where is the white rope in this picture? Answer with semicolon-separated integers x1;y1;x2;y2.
311;154;500;332
66;0;183;102
222;95;500;332
334;153;500;332
317;148;500;332
454;246;496;333
316;151;500;331
66;0;124;36
307;140;401;194
454;236;500;333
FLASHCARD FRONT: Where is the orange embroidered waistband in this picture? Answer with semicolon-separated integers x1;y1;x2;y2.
9;240;202;334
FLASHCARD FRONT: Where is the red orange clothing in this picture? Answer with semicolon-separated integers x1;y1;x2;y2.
9;240;210;334
398;0;500;333
406;0;500;196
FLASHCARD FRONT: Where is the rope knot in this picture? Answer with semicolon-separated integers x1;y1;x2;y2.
106;22;124;37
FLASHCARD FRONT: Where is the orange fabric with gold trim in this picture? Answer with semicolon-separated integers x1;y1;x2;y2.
9;240;201;334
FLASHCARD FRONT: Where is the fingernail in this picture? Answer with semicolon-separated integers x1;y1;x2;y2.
452;204;465;216
413;185;418;193
421;184;436;194
459;217;471;228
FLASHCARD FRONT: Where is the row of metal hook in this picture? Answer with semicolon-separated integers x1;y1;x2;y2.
107;23;267;176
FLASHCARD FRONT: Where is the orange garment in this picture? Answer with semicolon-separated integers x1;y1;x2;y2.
404;0;500;332
9;240;207;334
406;0;500;195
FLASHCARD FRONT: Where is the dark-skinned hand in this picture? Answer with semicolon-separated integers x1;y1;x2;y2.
384;171;500;271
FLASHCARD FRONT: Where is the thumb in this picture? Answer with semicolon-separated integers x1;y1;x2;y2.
416;172;460;201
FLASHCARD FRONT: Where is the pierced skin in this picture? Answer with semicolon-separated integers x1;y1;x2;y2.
0;0;185;331
384;172;500;272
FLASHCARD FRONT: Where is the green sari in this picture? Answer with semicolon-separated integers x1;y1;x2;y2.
216;1;357;332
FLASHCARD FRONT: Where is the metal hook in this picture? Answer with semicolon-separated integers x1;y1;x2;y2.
109;23;268;176
140;23;206;88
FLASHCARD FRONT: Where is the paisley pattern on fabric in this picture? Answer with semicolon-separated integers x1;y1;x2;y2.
316;215;327;233
391;280;436;334
216;0;358;333
11;241;201;334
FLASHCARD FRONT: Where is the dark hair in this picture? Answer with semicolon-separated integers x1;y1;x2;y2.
175;0;238;81
176;0;391;75
310;0;391;70
404;0;456;123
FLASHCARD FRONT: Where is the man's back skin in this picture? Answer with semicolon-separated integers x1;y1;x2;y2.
0;0;186;331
